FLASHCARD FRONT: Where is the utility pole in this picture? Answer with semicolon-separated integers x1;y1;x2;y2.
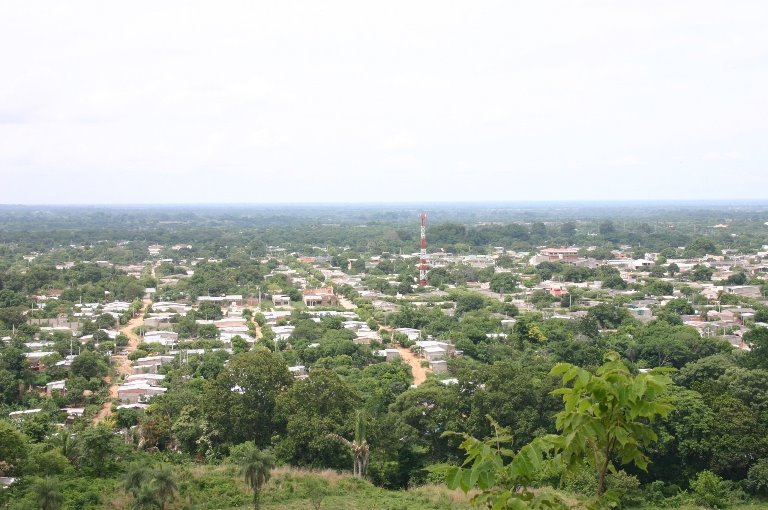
419;212;428;286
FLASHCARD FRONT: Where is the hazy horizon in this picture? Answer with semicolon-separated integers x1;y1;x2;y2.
4;198;768;209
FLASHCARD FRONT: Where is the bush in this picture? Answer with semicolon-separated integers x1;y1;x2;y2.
607;470;642;507
747;458;768;496
690;470;730;508
128;349;148;361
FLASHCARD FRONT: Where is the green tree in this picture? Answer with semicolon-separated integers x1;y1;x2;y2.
489;273;519;294
231;335;250;354
197;323;220;339
744;326;768;369
77;425;120;476
305;477;330;510
454;292;486;315
123;463;149;498
586;303;633;329
70;350;108;380
327;410;370;478
33;477;64;510
0;420;28;475
131;485;161;510
152;465;177;510
276;369;360;469
690;470;730;508
443;419;567;509
95;313;117;330
123;464;176;509
664;297;695;316
685;237;718;257
203;350;293;447
549;352;673;497
231;443;274;510
746;458;768;496
690;264;714;282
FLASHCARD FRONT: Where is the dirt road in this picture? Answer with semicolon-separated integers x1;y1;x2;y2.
397;346;429;386
93;300;149;423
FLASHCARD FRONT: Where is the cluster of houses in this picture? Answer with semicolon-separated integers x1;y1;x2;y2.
10;238;768;426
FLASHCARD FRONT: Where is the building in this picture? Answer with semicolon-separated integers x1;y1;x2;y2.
143;331;179;346
302;287;339;307
288;365;308;379
377;349;401;361
272;295;291;306
133;355;175;374
540;247;580;262
422;346;447;361
46;380;66;395
117;382;167;404
430;360;448;373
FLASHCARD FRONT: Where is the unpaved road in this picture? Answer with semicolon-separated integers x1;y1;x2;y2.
380;327;431;386
397;346;429;386
93;299;149;423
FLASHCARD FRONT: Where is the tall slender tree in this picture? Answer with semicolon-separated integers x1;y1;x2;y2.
235;443;275;510
328;410;370;478
34;477;64;510
152;466;177;510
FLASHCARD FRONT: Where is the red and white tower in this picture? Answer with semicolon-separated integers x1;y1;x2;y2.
419;212;428;286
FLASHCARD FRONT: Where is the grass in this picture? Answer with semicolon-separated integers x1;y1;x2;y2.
109;464;473;510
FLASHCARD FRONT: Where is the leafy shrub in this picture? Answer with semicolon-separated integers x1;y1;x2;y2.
747;458;768;496
690;470;730;508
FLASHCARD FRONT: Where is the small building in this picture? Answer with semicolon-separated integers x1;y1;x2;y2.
8;408;42;422
377;349;401;362
143;330;179;346
628;306;653;322
422;346;447;361
0;477;17;489
288;365;307;378
125;373;166;385
61;407;85;418
46;380;67;395
302;287;338;307
724;286;762;298
133;355;174;374
117;382;167;404
272;295;291;306
396;328;421;341
117;403;149;410
540;247;580;263
430;360;448;373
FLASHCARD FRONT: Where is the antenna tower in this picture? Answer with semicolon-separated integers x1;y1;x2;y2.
419;212;428;286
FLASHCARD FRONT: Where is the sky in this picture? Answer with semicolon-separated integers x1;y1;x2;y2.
0;1;766;205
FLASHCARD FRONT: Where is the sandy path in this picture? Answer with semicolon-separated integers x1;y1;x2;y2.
397;346;429;386
380;326;431;386
93;299;148;423
338;297;356;310
250;315;263;340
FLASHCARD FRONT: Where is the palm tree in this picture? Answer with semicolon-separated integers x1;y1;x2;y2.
34;477;64;510
52;432;75;462
236;444;275;510
151;466;177;510
131;485;161;510
123;464;150;497
328;410;370;478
